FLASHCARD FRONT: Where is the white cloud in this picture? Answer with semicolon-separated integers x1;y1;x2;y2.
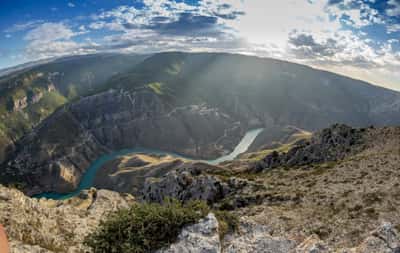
387;23;400;33
4;20;44;33
326;0;384;29
25;23;76;42
68;2;75;8
23;23;92;60
387;0;400;16
11;0;399;90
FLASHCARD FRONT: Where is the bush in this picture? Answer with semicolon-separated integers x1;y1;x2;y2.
214;210;240;239
84;199;209;253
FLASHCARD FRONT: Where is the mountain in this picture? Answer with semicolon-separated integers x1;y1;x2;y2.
1;52;400;195
1;124;400;252
0;58;55;78
102;52;400;128
0;53;148;162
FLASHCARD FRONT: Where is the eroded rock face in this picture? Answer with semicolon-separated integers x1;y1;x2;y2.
256;124;366;171
0;185;135;253
157;213;221;253
223;220;297;253
2;89;243;195
69;90;243;159
140;164;263;207
142;166;226;204
350;223;400;253
157;216;400;253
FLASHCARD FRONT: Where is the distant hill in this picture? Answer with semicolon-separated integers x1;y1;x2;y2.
103;52;400;129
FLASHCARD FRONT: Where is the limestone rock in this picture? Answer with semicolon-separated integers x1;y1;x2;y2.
157;213;221;253
142;166;226;204
294;235;331;253
0;185;135;253
349;222;400;253
256;124;366;171
141;165;262;207
223;220;296;253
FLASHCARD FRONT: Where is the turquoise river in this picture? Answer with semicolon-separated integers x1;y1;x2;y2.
34;128;264;200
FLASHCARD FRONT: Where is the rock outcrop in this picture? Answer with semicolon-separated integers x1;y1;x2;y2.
223;220;297;253
157;214;400;253
141;164;264;208
0;185;135;253
157;213;221;253
255;124;367;171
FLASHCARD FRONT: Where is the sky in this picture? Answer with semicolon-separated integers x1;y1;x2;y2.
0;0;399;90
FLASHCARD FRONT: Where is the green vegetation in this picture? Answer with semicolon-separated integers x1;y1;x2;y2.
26;91;67;123
245;143;294;160
242;130;312;161
0;54;148;161
214;210;239;239
165;62;182;75
84;199;209;253
147;82;164;95
85;199;239;253
0;91;67;139
67;84;78;99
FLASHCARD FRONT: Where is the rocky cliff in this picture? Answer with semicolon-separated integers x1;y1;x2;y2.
0;185;135;253
159;213;400;253
0;53;147;164
2;89;243;195
2;185;400;253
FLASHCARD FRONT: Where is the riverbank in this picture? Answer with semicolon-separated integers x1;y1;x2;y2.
34;128;264;200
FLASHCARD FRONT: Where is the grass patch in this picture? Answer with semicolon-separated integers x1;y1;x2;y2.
242;130;311;161
165;62;182;75
214;210;240;239
147;82;164;95
84;199;240;253
26;91;67;122
84;199;209;253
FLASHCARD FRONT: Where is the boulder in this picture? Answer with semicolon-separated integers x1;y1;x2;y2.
157;213;221;253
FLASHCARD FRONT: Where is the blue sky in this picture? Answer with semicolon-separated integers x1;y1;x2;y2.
0;0;399;90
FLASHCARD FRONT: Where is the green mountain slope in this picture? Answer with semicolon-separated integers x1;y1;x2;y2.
0;53;148;162
102;52;400;129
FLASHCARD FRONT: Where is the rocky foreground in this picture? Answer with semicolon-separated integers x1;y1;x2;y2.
1;124;400;252
1;185;400;253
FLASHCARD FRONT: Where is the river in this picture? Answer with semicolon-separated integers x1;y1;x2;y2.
34;128;264;200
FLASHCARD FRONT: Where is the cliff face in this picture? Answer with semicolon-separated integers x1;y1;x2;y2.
158;214;400;253
3;89;243;195
0;54;148;165
0;186;135;253
69;89;243;158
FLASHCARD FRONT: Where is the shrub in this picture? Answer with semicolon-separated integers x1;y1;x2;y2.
84;199;209;253
214;210;240;239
